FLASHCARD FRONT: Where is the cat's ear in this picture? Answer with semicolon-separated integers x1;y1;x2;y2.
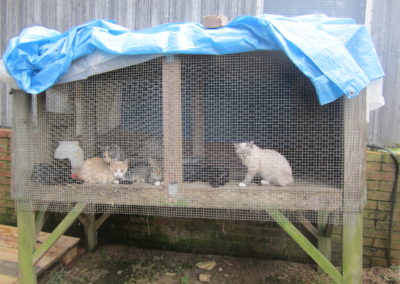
247;141;254;147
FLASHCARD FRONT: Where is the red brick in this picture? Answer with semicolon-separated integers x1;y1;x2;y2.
367;181;380;191
367;162;381;171
0;185;10;192
0;153;11;161
0;177;11;185
0;129;10;138
363;247;386;257
0;144;8;153
382;163;396;172
367;151;383;162
0;170;12;178
367;191;391;201
366;200;378;209
363;237;374;246
373;238;387;249
366;171;383;181
370;257;388;267
380;181;395;192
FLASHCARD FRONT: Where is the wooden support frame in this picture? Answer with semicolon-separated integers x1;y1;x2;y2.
268;209;342;284
79;213;111;252
162;56;183;186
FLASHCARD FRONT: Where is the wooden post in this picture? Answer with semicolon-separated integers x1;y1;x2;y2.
162;56;183;185
17;204;37;284
317;211;332;274
80;212;111;252
192;80;204;159
342;90;366;284
343;213;363;284
75;82;96;157
83;214;97;252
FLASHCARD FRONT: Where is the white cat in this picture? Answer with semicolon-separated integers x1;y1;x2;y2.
233;141;294;187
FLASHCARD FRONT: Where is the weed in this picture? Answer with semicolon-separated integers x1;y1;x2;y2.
45;266;65;284
180;273;189;284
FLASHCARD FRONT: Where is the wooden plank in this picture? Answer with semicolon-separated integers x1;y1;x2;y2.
267;209;342;284
162;56;183;185
297;213;317;237
0;224;80;283
25;182;342;211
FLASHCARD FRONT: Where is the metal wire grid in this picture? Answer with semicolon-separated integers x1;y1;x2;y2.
11;51;363;224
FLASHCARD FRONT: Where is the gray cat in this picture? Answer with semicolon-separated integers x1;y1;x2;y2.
234;141;294;187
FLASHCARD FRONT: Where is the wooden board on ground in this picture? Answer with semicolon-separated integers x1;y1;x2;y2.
0;224;80;284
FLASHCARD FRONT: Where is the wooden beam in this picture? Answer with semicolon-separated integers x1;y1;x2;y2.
95;213;111;230
17;204;37;284
35;203;49;239
32;202;86;265
162;56;183;185
267;209;342;284
317;211;332;274
297;213;318;238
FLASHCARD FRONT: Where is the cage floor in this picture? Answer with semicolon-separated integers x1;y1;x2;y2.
24;181;342;211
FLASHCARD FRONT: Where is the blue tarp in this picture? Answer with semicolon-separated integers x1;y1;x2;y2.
2;14;384;104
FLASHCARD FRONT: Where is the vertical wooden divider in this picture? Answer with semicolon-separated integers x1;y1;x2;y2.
162;56;183;186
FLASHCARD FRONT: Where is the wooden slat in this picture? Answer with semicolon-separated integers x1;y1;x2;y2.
162;56;183;185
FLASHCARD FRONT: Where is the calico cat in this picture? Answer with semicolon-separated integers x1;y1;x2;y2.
234;141;293;187
78;147;129;184
123;157;163;186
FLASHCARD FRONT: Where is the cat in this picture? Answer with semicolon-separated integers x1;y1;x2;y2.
78;146;129;184
123;157;163;186
31;159;83;185
184;164;229;188
233;141;294;187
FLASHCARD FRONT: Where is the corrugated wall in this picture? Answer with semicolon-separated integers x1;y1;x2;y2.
367;0;400;147
0;0;262;127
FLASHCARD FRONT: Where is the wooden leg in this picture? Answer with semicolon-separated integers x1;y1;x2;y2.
318;211;332;273
17;206;37;284
342;212;363;284
83;214;97;252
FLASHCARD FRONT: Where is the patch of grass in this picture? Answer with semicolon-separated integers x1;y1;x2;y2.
45;266;65;284
180;273;189;284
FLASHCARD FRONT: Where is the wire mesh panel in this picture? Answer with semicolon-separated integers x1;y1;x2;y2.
11;51;364;224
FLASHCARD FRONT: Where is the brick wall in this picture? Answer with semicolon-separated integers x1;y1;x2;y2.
0;129;15;225
1;128;399;266
331;150;400;267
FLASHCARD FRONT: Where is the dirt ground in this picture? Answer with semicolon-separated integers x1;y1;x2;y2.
39;245;400;284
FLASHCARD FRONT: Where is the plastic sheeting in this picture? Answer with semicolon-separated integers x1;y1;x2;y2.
2;14;384;105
